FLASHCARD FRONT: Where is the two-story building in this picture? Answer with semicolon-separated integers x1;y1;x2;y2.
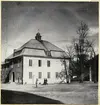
1;32;70;84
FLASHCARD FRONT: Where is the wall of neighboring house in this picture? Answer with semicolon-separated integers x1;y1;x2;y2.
23;56;69;84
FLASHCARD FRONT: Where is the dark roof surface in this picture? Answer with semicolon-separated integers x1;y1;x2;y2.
15;39;63;52
6;39;68;60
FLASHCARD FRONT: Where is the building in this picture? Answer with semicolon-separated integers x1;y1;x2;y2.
1;32;70;84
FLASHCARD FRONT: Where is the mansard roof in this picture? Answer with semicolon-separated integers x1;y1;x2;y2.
15;39;64;52
6;38;69;60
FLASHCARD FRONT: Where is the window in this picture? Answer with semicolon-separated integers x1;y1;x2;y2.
18;63;19;67
47;60;50;67
10;62;14;68
55;72;59;78
47;72;50;78
38;60;41;67
29;59;32;66
46;51;51;56
38;72;42;78
11;63;13;68
29;72;32;79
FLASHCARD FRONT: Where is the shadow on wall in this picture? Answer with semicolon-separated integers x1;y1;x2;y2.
1;90;63;104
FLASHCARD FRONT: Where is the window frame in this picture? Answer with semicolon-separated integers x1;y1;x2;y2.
29;59;32;66
47;72;50;78
29;72;32;79
38;72;42;78
11;62;13;68
55;72;59;78
47;60;50;67
38;60;42;67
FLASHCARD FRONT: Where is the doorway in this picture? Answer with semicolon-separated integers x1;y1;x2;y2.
11;72;15;82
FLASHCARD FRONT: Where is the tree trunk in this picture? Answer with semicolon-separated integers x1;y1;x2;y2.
68;75;71;83
80;55;84;83
64;59;68;83
94;59;97;83
64;59;71;83
89;66;92;82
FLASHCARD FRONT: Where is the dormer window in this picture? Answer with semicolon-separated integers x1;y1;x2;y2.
45;51;51;57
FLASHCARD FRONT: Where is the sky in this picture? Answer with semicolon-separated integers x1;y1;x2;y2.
1;2;99;61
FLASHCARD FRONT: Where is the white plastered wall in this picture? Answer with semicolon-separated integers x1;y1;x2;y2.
23;56;69;84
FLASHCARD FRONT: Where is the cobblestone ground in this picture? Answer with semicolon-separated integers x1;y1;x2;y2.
1;82;98;104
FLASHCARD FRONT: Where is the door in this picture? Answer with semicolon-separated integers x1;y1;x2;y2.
11;72;15;82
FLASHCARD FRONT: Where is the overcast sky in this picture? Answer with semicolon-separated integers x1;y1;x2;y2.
2;2;99;61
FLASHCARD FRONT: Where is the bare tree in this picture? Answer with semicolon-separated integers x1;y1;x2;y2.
64;45;75;83
58;21;96;83
65;45;75;58
58;46;74;84
59;55;71;84
74;21;96;82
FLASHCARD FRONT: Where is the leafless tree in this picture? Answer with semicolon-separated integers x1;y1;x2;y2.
58;21;96;83
65;45;75;58
74;21;96;82
58;61;72;84
58;45;74;84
